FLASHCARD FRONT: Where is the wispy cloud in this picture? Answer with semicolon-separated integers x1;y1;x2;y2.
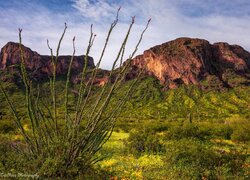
121;0;250;51
0;0;250;69
72;0;119;20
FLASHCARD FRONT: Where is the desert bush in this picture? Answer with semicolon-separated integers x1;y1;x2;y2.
165;139;216;179
166;122;210;140
211;123;233;139
126;128;165;156
0;136;27;173
231;120;250;142
0;9;150;177
164;139;247;179
165;122;235;141
0;120;16;133
147;121;170;132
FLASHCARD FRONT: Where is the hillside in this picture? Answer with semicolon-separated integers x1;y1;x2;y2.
0;38;250;179
1;38;250;89
1;38;250;120
130;37;250;89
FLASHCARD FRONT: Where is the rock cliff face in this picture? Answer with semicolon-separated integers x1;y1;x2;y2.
0;42;95;81
131;38;250;88
1;38;250;89
213;42;250;71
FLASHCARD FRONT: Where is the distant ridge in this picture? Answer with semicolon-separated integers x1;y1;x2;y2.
0;42;95;82
1;38;250;89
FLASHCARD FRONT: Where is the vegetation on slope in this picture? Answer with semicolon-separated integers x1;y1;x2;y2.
0;74;249;179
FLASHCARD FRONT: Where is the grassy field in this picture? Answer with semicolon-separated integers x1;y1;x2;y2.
0;75;250;179
95;121;250;179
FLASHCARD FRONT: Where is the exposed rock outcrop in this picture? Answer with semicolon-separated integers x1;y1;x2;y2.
1;38;250;89
0;42;95;81
213;42;250;71
131;38;250;89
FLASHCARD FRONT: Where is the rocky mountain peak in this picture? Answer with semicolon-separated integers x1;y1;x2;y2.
131;37;250;89
1;38;250;89
0;41;95;81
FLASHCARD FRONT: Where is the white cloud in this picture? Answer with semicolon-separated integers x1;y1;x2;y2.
72;0;118;20
1;0;250;69
122;0;250;51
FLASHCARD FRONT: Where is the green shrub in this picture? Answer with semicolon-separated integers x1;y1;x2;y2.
126;128;165;155
164;139;247;179
166;122;210;140
212;123;233;139
0;120;15;133
0;136;29;173
231;120;250;142
149;122;169;132
165;122;235;141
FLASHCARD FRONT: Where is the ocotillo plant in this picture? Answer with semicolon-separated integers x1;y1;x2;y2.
0;9;150;177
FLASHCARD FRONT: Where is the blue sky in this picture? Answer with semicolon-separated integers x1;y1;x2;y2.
1;0;250;69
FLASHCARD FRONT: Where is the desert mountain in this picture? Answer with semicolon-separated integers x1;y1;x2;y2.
0;42;95;82
130;38;250;89
1;38;250;89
